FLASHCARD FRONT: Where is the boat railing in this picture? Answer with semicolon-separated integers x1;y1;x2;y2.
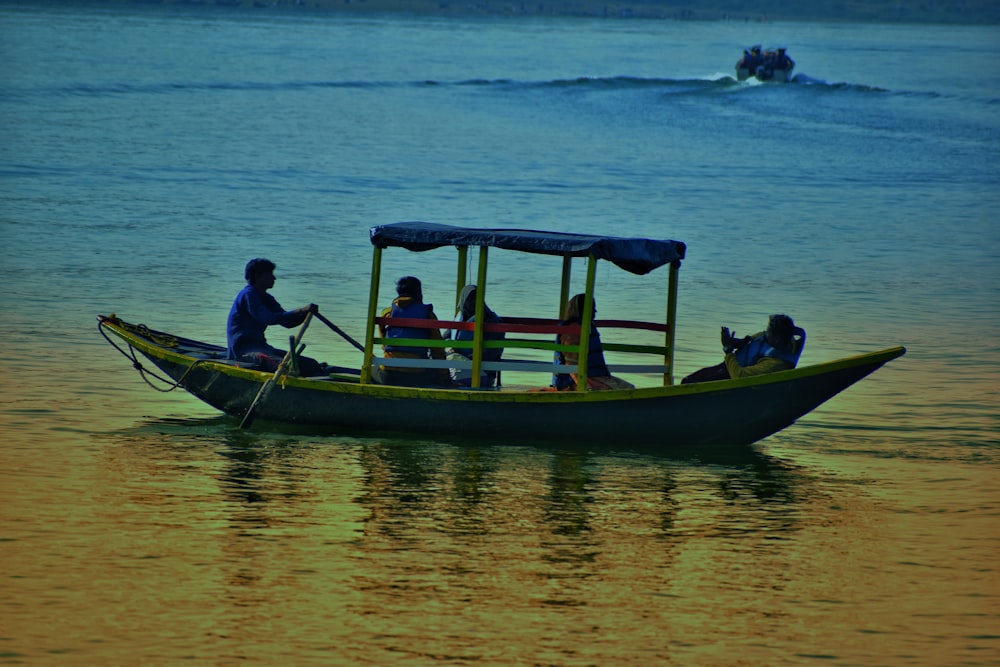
371;316;672;376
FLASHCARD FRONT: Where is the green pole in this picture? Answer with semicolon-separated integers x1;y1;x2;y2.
576;254;597;392
471;247;489;388
664;260;680;386
362;246;383;385
559;255;572;317
455;246;468;311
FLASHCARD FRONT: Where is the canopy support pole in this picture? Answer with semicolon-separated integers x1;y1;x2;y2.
470;247;489;388
455;246;468;310
362;246;383;384
664;260;680;386
559;255;572;317
576;254;597;392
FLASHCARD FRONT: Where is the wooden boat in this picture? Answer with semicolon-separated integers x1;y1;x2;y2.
97;222;905;447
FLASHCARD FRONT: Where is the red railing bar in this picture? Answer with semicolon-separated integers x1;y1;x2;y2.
375;316;669;335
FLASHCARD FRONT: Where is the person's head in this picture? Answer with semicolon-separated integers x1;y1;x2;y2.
766;314;795;350
245;258;276;287
396;276;423;302
563;293;596;322
458;285;478;320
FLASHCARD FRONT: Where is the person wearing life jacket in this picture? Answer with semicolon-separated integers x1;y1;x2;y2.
736;48;753;77
553;294;634;391
447;284;504;388
740;44;763;75
372;275;452;387
681;314;804;384
774;47;794;72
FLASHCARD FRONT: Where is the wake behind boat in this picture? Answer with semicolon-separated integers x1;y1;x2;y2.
97;222;904;448
736;45;795;82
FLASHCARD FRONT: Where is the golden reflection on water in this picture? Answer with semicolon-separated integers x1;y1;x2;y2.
2;413;997;666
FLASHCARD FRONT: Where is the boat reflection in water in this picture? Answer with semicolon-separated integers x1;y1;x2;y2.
94;416;876;662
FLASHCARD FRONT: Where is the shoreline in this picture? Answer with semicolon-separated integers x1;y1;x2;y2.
10;0;1000;24
301;0;1000;24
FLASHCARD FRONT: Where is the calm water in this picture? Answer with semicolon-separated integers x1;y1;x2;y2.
1;3;998;665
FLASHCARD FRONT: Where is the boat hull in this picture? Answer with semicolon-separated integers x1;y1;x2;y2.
99;317;904;447
736;66;793;82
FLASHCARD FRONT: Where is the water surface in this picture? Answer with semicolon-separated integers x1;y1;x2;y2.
1;5;998;665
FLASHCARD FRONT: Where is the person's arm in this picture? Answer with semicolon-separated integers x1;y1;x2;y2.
277;302;316;328
378;306;392;337
245;290;312;328
280;306;313;328
724;353;792;379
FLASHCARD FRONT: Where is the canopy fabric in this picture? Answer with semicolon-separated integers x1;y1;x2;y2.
369;221;686;275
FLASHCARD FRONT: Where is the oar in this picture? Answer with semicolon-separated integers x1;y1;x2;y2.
313;311;365;353
239;312;314;430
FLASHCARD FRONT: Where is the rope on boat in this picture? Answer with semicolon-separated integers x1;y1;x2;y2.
98;319;208;392
112;318;179;348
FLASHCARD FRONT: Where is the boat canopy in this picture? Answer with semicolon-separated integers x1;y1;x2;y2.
370;221;686;276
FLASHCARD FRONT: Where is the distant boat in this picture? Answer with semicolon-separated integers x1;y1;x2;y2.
97;222;904;448
736;45;795;82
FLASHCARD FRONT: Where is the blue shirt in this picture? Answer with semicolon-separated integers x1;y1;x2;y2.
227;284;306;359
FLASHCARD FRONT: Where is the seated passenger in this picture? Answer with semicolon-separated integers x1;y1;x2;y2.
775;47;794;71
448;284;504;388
226;258;325;376
681;314;804;384
740;45;763;72
371;276;452;387
553;294;634;391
